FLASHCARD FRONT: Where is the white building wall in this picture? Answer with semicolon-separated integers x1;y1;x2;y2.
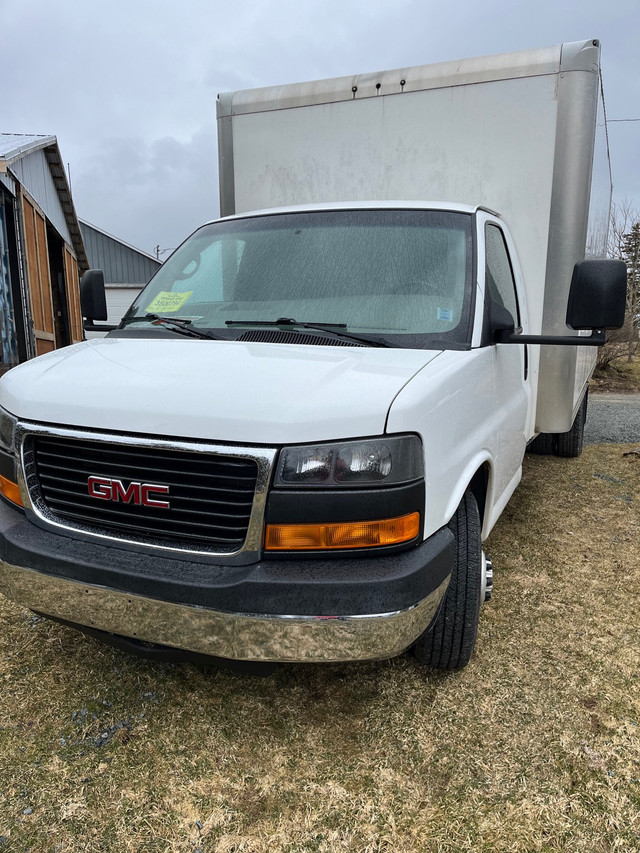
106;284;142;324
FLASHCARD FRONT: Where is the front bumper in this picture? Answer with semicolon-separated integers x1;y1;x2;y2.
0;500;454;663
0;562;450;662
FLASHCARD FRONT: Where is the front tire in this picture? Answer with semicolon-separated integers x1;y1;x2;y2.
413;492;482;670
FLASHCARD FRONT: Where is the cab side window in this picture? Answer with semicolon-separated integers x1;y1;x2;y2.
485;224;520;326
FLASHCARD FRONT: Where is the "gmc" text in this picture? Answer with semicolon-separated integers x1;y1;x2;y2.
87;476;170;509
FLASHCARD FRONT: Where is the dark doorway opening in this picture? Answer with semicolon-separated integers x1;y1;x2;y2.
0;189;27;365
46;224;70;349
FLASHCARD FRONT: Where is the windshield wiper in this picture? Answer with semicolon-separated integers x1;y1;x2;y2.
121;314;222;340
225;317;398;348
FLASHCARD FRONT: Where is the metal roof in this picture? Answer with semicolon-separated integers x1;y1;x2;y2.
0;133;57;163
0;133;89;273
79;219;160;264
79;219;161;285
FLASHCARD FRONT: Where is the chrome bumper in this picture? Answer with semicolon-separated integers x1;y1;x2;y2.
0;561;449;663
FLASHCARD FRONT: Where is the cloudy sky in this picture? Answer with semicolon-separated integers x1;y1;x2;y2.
3;0;639;257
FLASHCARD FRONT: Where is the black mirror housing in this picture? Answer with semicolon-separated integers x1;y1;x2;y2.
80;269;108;322
566;259;627;331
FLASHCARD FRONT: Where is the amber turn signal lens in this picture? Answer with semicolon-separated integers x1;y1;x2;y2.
0;474;23;507
265;512;420;551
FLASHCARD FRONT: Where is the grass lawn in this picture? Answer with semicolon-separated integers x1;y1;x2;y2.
0;445;639;852
592;359;640;393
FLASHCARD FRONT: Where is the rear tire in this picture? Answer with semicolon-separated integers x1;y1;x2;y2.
413;492;482;670
528;432;556;455
555;393;587;458
527;392;588;458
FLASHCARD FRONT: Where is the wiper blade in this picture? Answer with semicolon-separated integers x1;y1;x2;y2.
225;317;347;328
225;317;398;348
122;314;222;340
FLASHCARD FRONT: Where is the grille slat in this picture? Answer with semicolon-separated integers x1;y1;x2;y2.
42;477;253;512
41;488;254;520
51;508;243;544
37;439;256;469
36;451;257;481
39;471;255;502
47;496;250;531
31;435;259;550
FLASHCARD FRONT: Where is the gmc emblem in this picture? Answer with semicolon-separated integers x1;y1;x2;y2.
87;476;170;509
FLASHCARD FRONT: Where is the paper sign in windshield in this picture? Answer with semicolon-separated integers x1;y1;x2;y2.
146;291;193;313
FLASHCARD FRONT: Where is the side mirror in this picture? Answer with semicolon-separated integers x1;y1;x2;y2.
566;259;627;331
496;258;627;348
80;269;108;322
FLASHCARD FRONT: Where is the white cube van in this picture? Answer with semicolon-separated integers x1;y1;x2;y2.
0;40;627;669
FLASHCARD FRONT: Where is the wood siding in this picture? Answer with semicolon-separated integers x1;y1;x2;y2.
21;193;55;355
63;245;83;343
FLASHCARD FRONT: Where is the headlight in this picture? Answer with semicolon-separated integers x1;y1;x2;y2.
275;435;423;488
0;407;17;454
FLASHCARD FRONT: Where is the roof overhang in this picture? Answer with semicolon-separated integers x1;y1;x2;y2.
0;133;89;274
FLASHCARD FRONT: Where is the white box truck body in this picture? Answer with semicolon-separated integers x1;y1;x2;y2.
0;40;625;669
217;38;611;434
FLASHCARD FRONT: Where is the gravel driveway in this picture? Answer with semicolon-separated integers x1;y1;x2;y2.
585;393;640;444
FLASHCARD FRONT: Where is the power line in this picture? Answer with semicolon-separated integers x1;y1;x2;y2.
607;118;640;122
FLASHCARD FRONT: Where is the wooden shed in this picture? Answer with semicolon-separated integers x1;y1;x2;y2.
0;133;87;368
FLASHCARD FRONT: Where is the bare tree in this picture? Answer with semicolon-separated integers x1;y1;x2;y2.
622;220;640;361
598;201;640;368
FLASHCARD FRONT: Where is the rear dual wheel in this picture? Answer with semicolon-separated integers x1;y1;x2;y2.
527;392;588;459
556;392;588;458
527;431;556;455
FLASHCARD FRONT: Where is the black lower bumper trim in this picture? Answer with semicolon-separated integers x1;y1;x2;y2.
0;500;453;617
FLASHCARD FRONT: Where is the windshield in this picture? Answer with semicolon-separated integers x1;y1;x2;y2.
121;209;474;348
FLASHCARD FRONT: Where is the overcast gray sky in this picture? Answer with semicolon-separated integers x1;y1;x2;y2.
3;0;639;256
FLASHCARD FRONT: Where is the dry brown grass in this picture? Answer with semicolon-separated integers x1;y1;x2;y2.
592;359;640;393
1;445;639;852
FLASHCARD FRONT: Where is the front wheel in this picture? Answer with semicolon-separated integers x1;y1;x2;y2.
413;492;483;670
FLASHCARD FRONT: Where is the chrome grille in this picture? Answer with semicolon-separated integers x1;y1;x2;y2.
27;434;259;551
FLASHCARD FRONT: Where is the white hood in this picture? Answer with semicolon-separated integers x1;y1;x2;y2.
0;338;442;444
